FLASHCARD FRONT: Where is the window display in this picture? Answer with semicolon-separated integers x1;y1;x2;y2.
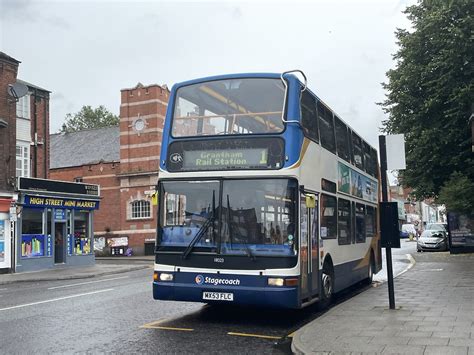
73;212;91;255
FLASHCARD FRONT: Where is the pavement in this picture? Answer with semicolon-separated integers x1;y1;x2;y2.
292;251;474;354
0;256;154;285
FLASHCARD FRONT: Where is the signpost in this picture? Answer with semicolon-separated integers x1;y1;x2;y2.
379;134;406;310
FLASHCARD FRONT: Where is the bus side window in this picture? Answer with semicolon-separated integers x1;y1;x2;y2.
337;198;351;245
355;203;366;243
365;206;375;239
300;91;319;143
320;194;337;239
334;116;350;163
363;141;372;175
317;101;336;154
351;132;364;170
370;148;379;178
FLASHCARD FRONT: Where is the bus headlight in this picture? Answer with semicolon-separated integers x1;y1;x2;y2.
154;272;174;281
268;278;284;287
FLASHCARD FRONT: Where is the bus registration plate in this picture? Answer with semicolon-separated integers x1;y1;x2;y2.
202;292;234;301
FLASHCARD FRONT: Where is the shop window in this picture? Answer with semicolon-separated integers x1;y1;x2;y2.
337;198;351;245
320;194;337;239
21;208;49;258
355;203;366;243
131;200;151;219
72;211;92;255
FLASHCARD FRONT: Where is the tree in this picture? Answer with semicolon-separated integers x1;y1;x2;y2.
438;172;474;214
61;105;119;132
380;0;474;211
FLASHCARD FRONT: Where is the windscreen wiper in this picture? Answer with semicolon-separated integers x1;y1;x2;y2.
182;216;214;260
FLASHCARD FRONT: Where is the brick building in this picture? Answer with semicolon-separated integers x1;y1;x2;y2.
50;83;169;255
0;51;51;271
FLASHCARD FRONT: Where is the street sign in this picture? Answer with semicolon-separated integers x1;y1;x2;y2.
386;134;406;170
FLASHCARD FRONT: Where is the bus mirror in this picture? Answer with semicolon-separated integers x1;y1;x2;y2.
305;194;316;208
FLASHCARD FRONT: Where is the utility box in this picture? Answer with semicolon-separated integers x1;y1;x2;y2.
380;202;401;248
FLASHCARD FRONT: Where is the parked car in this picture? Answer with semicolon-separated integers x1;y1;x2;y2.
417;223;449;252
401;223;418;239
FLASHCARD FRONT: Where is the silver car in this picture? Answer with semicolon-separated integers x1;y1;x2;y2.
417;223;449;252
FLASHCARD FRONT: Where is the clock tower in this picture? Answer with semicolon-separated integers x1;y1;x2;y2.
118;82;169;254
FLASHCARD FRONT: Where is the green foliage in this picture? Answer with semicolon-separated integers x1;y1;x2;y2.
438;172;474;214
380;0;474;201
61;105;119;132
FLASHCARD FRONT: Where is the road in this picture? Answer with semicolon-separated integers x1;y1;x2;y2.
0;245;414;354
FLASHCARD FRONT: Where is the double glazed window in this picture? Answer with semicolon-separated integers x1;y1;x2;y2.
16;144;30;178
131;200;151;219
16;95;30;119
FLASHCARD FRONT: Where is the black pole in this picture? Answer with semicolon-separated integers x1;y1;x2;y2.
379;135;396;310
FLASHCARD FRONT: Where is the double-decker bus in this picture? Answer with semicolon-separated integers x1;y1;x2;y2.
153;71;382;309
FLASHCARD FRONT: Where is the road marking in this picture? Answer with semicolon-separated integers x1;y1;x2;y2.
47;276;129;290
140;319;194;331
227;332;282;340
287;332;295;338
0;288;114;312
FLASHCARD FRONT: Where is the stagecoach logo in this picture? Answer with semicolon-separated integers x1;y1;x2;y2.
194;274;241;286
170;153;183;163
195;275;204;285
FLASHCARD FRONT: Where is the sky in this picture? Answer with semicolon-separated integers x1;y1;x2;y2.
0;0;414;149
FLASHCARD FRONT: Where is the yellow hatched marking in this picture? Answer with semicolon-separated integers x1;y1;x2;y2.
227;332;282;340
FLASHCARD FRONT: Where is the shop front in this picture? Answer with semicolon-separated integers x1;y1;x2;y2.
16;177;100;272
0;197;15;272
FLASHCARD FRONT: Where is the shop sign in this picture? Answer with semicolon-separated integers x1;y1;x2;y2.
107;237;128;247
24;195;99;210
54;209;66;221
19;177;99;197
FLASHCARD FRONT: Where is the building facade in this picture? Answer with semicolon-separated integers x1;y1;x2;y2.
50;83;169;255
0;52;20;270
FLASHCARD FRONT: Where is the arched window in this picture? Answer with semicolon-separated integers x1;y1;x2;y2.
131;200;151;219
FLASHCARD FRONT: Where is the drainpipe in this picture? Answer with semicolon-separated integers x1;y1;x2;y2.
33;88;38;177
43;96;47;178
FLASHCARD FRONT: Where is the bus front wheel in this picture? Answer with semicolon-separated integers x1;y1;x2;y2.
319;262;334;309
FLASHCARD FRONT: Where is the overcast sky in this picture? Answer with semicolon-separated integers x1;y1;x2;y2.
1;0;413;148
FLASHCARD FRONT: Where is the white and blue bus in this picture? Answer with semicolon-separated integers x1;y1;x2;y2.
153;71;382;309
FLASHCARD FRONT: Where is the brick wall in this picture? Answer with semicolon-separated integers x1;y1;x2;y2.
0;54;19;192
50;161;121;233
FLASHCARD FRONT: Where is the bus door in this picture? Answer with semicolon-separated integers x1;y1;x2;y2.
300;193;319;299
